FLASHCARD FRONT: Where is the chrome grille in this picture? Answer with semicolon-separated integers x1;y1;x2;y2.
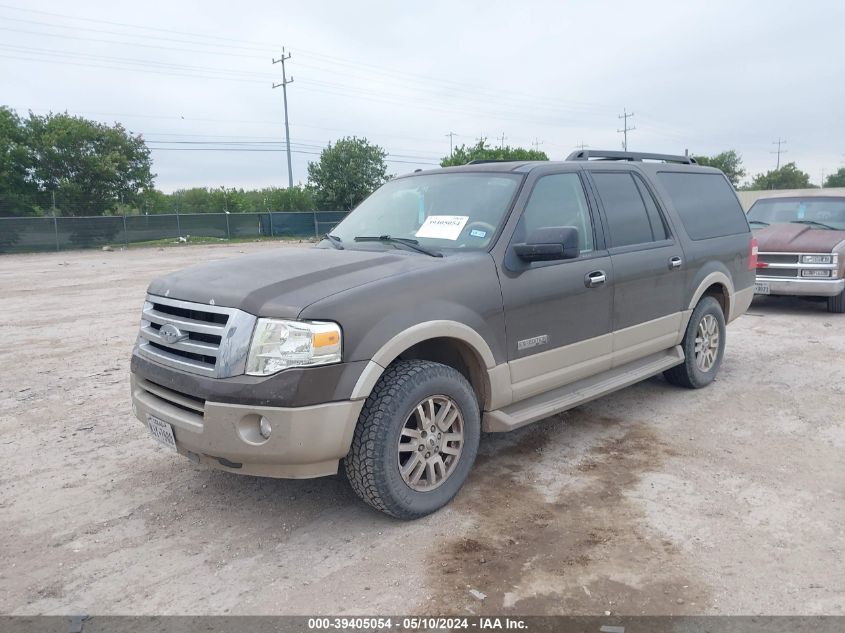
758;253;799;265
137;294;257;378
756;252;838;281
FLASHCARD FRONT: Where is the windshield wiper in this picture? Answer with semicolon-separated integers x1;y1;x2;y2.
748;219;769;226
323;233;344;249
791;220;836;230
354;235;442;258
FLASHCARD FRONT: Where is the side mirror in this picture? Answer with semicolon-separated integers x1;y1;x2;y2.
513;226;580;262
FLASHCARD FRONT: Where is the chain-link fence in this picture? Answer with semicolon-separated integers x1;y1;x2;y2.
0;211;348;254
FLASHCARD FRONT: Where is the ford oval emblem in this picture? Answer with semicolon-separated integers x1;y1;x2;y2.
159;323;188;344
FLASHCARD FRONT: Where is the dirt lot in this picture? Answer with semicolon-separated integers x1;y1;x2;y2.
0;242;843;616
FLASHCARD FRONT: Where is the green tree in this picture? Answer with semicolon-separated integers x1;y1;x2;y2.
824;168;845;188
748;162;813;190
236;186;317;212
0;107;37;216
307;137;390;210
25;111;154;216
692;150;746;187
440;139;548;167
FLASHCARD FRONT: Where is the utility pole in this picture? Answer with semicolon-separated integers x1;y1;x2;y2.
499;133;507;149
532;138;544;153
617;108;635;151
575;141;589;150
445;131;458;157
771;138;787;169
272;47;294;188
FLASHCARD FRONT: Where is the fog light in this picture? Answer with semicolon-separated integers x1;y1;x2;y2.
259;417;272;439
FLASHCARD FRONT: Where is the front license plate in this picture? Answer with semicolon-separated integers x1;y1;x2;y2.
754;281;770;295
147;414;177;451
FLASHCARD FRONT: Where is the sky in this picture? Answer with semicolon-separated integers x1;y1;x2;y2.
1;0;843;192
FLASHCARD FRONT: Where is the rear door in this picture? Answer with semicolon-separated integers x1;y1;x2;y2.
497;170;614;401
586;168;686;366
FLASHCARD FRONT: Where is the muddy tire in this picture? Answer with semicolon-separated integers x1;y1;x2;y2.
664;296;726;389
828;289;845;314
343;359;480;520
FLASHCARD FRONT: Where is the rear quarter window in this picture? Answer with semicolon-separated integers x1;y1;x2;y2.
657;172;749;240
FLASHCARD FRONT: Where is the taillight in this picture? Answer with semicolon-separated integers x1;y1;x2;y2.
748;237;759;270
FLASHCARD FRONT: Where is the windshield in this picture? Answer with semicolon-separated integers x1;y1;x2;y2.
328;172;523;251
747;197;845;230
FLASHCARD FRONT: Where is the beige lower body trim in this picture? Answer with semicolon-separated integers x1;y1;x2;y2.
505;312;683;405
611;312;682;367
484;346;684;432
731;286;754;321
509;334;613;402
131;373;363;479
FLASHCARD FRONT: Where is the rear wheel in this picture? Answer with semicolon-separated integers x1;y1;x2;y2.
344;359;480;519
828;289;845;313
664;296;726;389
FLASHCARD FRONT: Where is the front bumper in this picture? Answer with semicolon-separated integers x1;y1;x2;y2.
755;276;845;297
130;373;364;479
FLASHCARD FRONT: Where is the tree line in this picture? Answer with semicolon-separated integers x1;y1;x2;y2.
2;106;844;218
0;108;393;217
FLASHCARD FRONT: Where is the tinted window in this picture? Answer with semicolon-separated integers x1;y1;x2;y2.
517;173;594;252
634;176;669;241
591;172;657;247
657;172;748;240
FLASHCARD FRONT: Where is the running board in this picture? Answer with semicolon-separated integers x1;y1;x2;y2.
483;346;684;432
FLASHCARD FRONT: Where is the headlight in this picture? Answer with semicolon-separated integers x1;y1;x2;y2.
802;254;833;264
245;319;341;376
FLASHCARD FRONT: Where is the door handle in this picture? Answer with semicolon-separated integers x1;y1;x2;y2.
669;256;683;270
585;270;607;288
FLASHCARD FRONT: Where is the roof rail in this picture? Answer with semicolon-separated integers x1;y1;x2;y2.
465;159;518;164
566;150;697;165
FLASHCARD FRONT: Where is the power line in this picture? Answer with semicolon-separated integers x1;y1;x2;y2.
147;146;438;165
771;138;787;169
617;108;635;151
272;47;295;188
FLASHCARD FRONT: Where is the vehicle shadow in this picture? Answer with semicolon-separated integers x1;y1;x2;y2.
748;294;831;315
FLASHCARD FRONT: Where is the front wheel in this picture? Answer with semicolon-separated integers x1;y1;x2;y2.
664;296;726;389
344;359;481;519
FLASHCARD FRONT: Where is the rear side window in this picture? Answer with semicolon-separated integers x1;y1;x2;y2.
591;172;666;247
657;172;748;240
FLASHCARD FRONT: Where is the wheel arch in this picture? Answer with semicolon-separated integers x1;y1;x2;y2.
687;270;735;321
350;321;498;409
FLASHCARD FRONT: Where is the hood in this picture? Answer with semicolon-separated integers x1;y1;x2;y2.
147;246;443;317
753;223;845;253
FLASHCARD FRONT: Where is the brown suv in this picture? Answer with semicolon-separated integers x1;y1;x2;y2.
130;150;755;519
747;193;845;312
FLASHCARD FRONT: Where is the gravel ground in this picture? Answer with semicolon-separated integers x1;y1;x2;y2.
0;242;843;616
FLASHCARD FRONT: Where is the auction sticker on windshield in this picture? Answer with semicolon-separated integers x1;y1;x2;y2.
415;215;469;240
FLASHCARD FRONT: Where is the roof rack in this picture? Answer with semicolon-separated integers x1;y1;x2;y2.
565;150;697;165
465;159;518;164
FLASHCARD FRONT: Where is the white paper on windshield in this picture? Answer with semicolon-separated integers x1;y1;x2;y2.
415;215;469;241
